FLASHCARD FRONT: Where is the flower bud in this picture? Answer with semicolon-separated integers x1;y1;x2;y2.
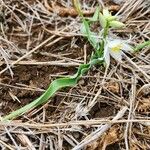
103;8;111;17
109;21;125;28
107;16;117;21
99;13;107;28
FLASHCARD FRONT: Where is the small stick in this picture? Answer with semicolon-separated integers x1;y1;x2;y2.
124;54;150;81
0;35;59;75
72;106;128;150
44;0;120;17
0;139;14;150
0;60;80;67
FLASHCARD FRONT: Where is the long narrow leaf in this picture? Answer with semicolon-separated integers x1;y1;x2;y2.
88;7;100;22
2;59;101;120
134;40;150;52
2;1;103;121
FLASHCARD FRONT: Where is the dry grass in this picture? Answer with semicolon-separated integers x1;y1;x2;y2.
0;0;150;149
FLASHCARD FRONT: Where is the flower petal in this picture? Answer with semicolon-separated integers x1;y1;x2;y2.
122;43;133;52
110;49;122;62
108;39;122;48
104;45;110;66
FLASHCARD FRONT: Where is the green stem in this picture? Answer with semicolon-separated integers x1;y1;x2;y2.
134;40;150;52
99;23;109;56
103;27;108;38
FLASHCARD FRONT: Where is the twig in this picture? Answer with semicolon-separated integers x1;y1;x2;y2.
16;133;36;150
124;76;136;150
72;106;128;150
1;119;150;129
87;66;108;110
0;36;61;75
137;83;150;96
44;0;120;17
4;127;20;150
124;54;150;81
0;60;80;67
0;139;14;150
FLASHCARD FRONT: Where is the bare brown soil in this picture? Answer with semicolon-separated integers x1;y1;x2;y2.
0;0;150;149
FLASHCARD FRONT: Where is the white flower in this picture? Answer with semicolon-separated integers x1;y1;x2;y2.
104;39;133;66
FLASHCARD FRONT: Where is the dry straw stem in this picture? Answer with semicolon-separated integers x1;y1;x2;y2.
0;36;63;75
0;139;14;150
124;54;150;81
124;76;136;150
38;51;84;63
0;60;80;67
0;6;82;75
116;0;147;20
16;133;36;150
1;119;150;129
44;0;120;17
0;0;150;149
137;83;150;96
4;126;20;149
72;106;128;150
87;67;109;111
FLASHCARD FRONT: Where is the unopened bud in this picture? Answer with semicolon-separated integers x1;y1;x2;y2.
99;13;107;28
109;21;125;28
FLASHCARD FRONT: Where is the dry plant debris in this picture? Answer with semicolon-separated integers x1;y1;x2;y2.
0;0;150;149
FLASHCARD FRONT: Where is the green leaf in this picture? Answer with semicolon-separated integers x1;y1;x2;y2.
81;21;99;50
88;7;100;22
2;59;102;121
81;22;90;35
134;40;150;52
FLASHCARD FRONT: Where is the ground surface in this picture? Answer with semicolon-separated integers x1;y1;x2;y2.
0;0;150;149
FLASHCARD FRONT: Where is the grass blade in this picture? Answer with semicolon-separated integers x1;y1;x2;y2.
2;59;101;120
134;40;150;52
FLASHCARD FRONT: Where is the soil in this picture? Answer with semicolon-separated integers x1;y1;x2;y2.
0;0;150;149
